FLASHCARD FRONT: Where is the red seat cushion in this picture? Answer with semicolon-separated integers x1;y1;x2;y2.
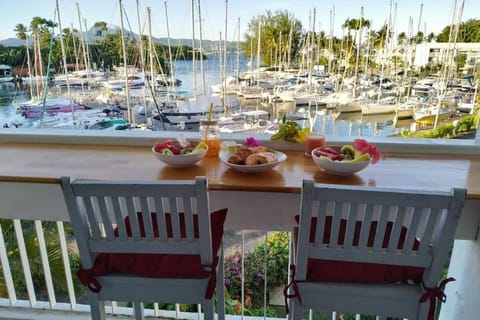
77;208;227;299
295;215;425;283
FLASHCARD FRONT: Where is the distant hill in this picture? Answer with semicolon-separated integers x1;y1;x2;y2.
0;38;24;47
0;23;238;53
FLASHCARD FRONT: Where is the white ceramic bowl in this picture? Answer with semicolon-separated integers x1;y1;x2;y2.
218;146;287;173
152;147;208;167
311;145;370;175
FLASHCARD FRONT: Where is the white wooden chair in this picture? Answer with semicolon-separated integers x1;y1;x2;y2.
287;179;466;320
61;176;226;320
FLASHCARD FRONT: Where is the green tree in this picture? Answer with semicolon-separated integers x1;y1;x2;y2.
13;23;31;76
242;10;302;67
436;19;480;42
93;21;108;31
397;31;407;45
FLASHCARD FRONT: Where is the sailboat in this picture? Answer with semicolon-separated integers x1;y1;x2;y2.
0;65;14;83
154;0;227;126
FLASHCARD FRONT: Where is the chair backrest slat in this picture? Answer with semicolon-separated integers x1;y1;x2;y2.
96;195;115;240
313;201;327;245
82;195;102;240
330;202;343;249
403;207;422;255
418;208;441;254
372;204;389;251
358;203;373;248
154;196;167;241
125;197;141;240
183;197;195;240
111;195;128;240
387;205;405;253
343;203;358;250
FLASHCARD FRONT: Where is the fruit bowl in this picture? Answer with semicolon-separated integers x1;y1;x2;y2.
311;145;371;175
152;140;208;167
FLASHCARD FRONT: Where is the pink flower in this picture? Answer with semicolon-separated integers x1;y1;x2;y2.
353;139;384;164
244;137;261;147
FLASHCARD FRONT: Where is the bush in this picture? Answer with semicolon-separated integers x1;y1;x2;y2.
223;231;290;314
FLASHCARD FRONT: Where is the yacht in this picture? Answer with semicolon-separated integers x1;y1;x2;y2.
0;64;13;83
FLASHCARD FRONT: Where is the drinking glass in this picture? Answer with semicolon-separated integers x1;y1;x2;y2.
305;131;326;156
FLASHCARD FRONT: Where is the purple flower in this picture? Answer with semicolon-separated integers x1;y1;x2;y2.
244;137;261;147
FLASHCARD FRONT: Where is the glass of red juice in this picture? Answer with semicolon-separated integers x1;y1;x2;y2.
305;131;326;156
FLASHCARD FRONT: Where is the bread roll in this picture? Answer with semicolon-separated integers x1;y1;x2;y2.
248;146;268;153
228;147;254;164
245;152;278;165
227;154;244;164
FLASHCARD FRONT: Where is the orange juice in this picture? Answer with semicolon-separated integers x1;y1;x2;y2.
199;118;221;156
201;138;221;156
305;132;326;156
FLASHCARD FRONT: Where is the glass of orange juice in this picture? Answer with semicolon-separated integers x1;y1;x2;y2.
199;119;221;156
305;131;325;156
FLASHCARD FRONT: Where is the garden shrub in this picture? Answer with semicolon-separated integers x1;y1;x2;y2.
223;231;290;313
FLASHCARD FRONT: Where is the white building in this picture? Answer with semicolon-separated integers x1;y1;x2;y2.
411;42;480;71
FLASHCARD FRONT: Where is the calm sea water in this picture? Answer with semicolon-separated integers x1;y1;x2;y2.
0;54;413;136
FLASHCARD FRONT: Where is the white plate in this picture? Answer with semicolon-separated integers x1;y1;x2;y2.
218;146;287;173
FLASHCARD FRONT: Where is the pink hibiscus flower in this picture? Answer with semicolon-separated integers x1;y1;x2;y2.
353;139;384;164
244;137;261;147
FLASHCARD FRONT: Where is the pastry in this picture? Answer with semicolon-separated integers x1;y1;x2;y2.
245;152;278;165
227;147;253;164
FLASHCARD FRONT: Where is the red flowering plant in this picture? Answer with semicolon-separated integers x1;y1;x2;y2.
353;139;384;164
243;137;261;147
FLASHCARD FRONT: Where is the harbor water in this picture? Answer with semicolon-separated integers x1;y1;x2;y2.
0;53;415;136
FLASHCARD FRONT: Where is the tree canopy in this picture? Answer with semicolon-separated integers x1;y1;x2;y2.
436;18;480;42
241;10;302;67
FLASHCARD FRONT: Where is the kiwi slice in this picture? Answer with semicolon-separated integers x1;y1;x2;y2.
340;145;355;160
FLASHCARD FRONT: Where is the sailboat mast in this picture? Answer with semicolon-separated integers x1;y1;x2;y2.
24;33;34;98
328;7;334;73
223;0;228;108
288;19;294;70
55;0;73;118
378;0;393;103
76;3;89;73
136;0;146;78
118;0;132;123
236;18;240;79
256;21;261;70
163;0;175;93
191;0;197;97
135;0;148;108
197;0;206;97
71;22;80;71
83;19;92;71
147;7;155;92
352;6;364;98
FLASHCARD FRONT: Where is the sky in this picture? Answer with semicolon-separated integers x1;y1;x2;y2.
0;0;479;42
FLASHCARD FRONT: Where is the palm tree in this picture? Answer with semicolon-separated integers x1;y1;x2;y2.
397;32;407;45
0;220;84;299
14;23;32;87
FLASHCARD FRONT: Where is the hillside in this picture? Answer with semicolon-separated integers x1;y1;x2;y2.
0;23;237;53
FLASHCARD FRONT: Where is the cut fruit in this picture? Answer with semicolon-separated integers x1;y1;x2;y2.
351;152;371;163
340;145;355;160
161;148;174;155
191;141;208;154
